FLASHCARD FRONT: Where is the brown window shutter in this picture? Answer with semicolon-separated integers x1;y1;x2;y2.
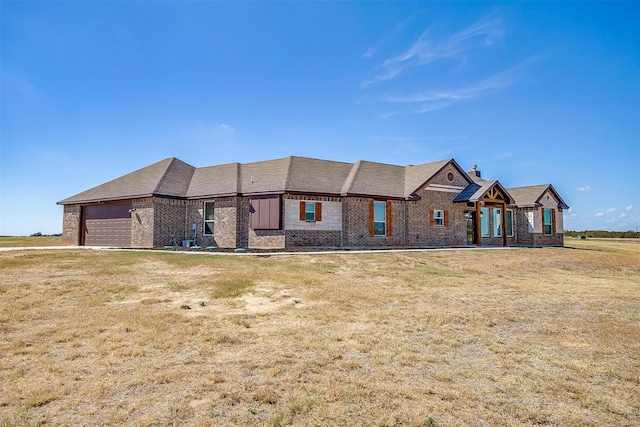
300;201;305;221
429;209;434;226
369;200;374;237
316;202;322;221
552;209;556;236
386;201;392;236
444;210;449;227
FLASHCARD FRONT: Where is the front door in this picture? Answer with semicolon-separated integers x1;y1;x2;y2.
466;212;476;244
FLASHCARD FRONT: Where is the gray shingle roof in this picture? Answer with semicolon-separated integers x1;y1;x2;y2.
508;184;569;208
57;156;489;204
58;158;195;204
453;179;515;204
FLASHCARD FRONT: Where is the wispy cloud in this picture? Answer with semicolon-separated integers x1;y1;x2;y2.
219;123;234;132
577;185;591;192
626;205;634;211
362;11;422;60
363;12;503;87
596;212;605;218
381;57;537;115
607;207;616;213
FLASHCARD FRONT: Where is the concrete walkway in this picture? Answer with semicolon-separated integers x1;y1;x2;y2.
0;245;516;256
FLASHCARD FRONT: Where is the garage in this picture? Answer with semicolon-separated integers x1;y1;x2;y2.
82;203;132;247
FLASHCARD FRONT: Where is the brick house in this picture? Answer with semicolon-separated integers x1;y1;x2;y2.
58;156;569;249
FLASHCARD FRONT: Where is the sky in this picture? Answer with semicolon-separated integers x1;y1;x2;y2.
1;1;639;236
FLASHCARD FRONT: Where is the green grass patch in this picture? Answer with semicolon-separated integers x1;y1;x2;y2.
211;278;254;299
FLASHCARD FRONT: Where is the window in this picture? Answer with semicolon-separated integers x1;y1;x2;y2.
305;202;316;221
204;201;215;235
433;210;444;226
544;209;554;235
373;201;386;236
494;208;502;237
480;207;489;237
506;210;514;237
250;195;281;230
299;201;322;222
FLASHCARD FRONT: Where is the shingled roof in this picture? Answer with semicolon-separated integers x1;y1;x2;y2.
508;184;569;209
59;156;472;204
58;158;195;204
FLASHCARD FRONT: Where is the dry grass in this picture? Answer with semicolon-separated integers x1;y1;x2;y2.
0;239;638;426
0;236;64;247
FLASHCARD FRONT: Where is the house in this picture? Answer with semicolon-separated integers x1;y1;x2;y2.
58;156;569;249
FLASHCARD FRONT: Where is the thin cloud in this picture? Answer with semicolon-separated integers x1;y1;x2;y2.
381;57;537;114
219;123;234;132
363;12;503;86
577;185;591;192
626;205;634;211
606;207;616;213
596;212;605;217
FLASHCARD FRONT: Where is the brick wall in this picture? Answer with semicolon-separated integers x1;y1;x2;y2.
185;198;240;248
61;204;81;245
282;195;343;247
131;198;154;248
342;197;406;247
408;189;467;247
152;197;187;247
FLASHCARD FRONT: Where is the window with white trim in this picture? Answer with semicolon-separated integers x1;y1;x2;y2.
480;207;490;237
544;209;553;235
433;210;444;226
494;208;502;237
506;210;514;237
373;201;386;236
204;201;215;235
305;202;316;222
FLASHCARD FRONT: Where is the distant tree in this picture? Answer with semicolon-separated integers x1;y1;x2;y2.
565;230;640;238
30;232;42;237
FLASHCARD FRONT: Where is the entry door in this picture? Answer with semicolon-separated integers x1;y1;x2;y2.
83;203;132;247
466;212;476;244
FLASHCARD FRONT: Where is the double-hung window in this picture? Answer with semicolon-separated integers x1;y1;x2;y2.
305;202;316;222
494;208;502;237
433;210;444;226
480;207;490;237
373;201;386;236
204;201;215;235
544;209;553;235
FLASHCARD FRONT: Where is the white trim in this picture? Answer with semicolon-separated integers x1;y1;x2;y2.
425;184;466;193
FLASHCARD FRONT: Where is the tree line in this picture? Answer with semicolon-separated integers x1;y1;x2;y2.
565;230;640;238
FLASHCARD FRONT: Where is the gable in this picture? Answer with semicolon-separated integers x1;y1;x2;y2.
417;160;472;195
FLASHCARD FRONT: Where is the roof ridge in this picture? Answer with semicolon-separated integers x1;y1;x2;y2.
284;156;295;191
341;160;362;195
153;157;178;194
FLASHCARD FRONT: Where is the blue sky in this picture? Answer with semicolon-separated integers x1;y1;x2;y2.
2;1;639;235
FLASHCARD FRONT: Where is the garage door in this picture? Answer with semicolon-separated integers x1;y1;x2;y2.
83;203;132;247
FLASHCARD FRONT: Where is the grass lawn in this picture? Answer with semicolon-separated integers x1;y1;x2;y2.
0;236;64;247
0;239;638;426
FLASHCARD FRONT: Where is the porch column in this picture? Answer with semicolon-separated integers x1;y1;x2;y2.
475;202;482;247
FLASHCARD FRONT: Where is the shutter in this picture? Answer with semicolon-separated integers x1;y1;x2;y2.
552;209;556;236
250;199;259;229
300;201;305;221
444;210;449;227
316;202;322;222
386;201;392;236
429;209;434;226
369;200;374;237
